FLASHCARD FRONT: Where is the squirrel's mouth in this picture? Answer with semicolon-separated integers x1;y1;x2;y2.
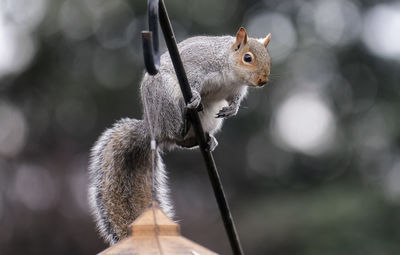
257;80;267;87
255;78;268;87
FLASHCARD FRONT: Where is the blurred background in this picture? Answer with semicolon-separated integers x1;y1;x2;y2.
1;0;400;254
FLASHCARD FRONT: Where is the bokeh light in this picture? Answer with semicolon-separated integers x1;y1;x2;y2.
313;0;361;46
0;102;27;157
92;0;135;49
2;0;48;31
384;160;400;200
272;92;336;155
0;23;35;79
246;11;297;63
0;0;47;79
362;2;400;61
59;0;92;41
13;164;58;211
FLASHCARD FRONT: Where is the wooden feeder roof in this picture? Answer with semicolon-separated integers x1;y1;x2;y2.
99;205;219;255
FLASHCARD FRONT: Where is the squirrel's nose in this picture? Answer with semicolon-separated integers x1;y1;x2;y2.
257;77;268;86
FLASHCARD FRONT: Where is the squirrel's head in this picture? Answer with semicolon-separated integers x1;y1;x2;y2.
231;27;271;87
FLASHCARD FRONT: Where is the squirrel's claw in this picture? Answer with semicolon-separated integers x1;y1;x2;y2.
186;90;202;110
205;133;218;152
216;105;238;119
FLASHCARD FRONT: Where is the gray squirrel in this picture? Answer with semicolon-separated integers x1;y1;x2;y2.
88;27;271;244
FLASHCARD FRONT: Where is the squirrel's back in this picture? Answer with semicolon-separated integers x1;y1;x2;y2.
159;35;235;75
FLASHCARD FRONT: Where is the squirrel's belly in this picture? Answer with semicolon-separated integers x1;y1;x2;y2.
199;100;227;135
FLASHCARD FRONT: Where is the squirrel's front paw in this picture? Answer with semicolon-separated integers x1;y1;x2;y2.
205;134;218;152
186;90;201;110
216;105;238;119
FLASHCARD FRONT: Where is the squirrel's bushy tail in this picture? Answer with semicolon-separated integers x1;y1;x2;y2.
88;118;173;245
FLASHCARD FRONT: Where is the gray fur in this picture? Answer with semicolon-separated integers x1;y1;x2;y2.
88;118;173;244
88;31;271;245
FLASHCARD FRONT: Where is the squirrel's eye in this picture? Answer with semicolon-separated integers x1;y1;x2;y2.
243;53;252;63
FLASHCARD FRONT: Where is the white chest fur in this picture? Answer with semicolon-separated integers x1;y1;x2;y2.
199;100;227;135
198;72;246;135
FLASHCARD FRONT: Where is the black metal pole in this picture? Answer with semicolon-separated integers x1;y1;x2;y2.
157;1;244;254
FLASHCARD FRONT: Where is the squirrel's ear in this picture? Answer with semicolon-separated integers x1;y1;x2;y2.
263;33;271;47
233;27;248;50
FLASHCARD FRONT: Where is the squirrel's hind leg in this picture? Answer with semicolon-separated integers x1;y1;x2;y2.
176;132;218;152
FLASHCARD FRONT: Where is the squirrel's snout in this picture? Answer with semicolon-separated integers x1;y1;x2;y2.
255;72;270;86
256;77;268;86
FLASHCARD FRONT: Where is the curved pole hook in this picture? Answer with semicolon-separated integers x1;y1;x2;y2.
142;0;160;75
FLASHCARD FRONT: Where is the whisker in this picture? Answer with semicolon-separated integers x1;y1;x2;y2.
270;72;292;76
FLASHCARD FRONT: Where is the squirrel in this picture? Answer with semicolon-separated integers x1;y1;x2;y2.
88;27;271;245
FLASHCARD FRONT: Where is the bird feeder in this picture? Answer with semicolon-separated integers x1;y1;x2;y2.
99;204;219;255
